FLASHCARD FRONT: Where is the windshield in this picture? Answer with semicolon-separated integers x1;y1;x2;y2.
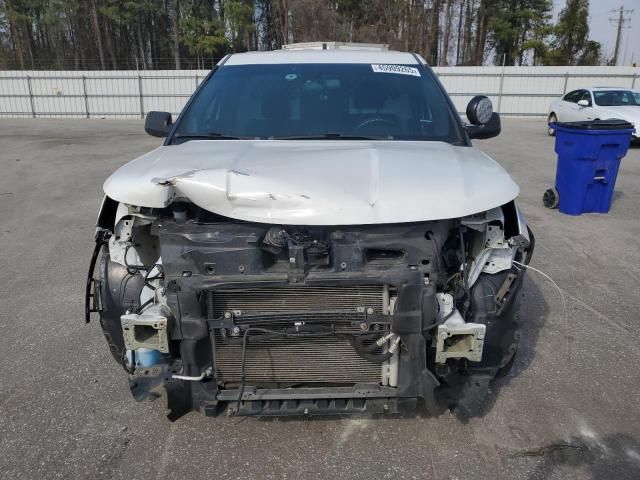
172;63;463;143
593;90;640;107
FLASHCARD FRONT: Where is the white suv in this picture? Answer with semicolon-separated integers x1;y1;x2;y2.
87;43;534;419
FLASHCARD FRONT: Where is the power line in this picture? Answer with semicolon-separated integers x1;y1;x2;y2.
608;6;633;66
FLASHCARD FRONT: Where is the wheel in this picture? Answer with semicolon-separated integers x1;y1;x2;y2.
547;113;557;136
543;188;559;209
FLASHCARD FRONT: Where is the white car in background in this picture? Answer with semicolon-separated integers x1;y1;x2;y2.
547;87;640;141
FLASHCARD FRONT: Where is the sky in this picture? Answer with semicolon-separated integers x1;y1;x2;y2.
552;0;640;65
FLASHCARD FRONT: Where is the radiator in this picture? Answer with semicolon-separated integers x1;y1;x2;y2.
210;285;387;386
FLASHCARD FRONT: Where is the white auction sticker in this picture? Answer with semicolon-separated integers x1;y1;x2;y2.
371;64;421;77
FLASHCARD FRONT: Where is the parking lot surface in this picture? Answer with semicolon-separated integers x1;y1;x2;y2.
1;118;639;480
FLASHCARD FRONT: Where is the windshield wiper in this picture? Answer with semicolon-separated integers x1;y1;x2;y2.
173;132;245;141
173;132;390;142
272;133;389;140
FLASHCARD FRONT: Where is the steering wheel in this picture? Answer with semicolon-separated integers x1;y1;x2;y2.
353;117;399;135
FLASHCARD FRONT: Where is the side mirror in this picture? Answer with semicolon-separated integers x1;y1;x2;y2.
466;95;494;125
466;112;501;139
577;99;590;107
145;111;173;137
465;96;500;139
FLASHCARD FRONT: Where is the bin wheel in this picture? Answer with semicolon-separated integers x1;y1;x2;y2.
543;188;559;209
548;114;557;136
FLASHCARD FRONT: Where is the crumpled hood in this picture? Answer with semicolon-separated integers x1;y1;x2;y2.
103;140;519;225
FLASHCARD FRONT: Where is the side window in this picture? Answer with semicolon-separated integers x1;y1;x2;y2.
563;90;581;103
579;91;592;106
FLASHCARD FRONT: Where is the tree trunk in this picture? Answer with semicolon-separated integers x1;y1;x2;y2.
7;18;25;69
455;0;464;65
281;0;289;44
429;0;442;65
147;29;154;69
23;19;35;69
91;0;106;69
402;0;409;52
518;29;526;66
72;28;80;70
441;0;454;66
461;0;473;64
473;0;488;65
104;23;118;69
137;23;147;70
168;0;181;69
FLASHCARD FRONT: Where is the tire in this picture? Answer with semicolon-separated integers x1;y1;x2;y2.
548;113;557;136
543;187;559;209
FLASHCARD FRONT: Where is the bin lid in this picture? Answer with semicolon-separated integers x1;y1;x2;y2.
554;119;634;130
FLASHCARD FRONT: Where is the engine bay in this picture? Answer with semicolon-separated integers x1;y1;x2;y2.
87;198;533;419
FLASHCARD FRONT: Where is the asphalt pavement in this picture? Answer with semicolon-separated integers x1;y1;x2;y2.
1;118;639;479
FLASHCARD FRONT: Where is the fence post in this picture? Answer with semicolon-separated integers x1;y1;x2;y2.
195;73;199;89
496;55;506;113
138;75;144;119
562;71;569;94
82;75;90;118
632;72;637;89
26;75;36;118
497;71;505;113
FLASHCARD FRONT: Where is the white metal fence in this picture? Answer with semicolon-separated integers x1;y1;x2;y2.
0;66;638;119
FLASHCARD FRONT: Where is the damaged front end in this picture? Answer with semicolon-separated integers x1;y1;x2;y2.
87;198;533;419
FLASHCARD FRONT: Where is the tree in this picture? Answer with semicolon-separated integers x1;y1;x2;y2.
287;0;337;44
180;0;227;68
225;0;256;51
471;0;492;65
0;0;605;70
577;40;600;65
545;0;601;66
487;0;552;66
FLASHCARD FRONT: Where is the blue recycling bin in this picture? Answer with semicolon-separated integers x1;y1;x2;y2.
547;120;634;215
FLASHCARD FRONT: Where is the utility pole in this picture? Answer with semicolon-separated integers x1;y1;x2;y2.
609;6;633;66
